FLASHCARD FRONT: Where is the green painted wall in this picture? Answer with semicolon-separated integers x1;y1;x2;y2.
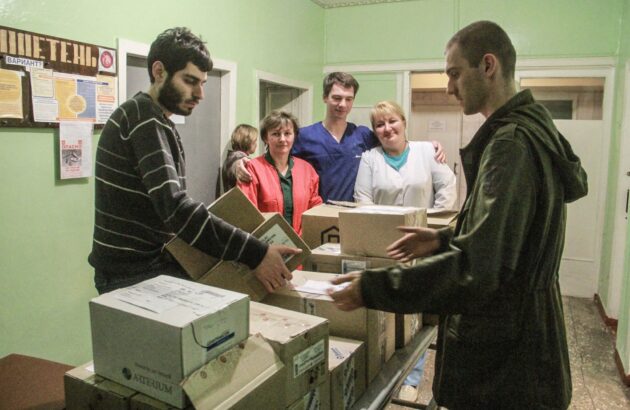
0;0;324;365
324;0;623;65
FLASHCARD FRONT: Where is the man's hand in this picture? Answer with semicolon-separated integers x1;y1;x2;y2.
252;244;301;292
327;271;364;311
235;157;252;183
432;140;447;164
387;226;440;262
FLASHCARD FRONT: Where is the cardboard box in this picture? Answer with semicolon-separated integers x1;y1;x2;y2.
90;276;249;408
166;187;266;280
328;337;366;410
286;381;331;410
339;205;427;258
131;394;184;410
263;270;395;383
249;302;329;406
301;204;349;249
65;362;190;410
395;313;423;349
427;209;458;229
65;362;137;410
182;334;286;410
197;212;311;301
306;243;409;274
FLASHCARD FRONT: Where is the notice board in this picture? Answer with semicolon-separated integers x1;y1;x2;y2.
0;25;118;128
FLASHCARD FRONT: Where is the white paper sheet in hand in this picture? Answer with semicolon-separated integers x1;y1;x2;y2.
295;279;350;295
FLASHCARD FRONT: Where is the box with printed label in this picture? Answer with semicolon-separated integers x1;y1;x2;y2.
165;187;266;280
328;336;366;410
305;243;414;274
90;276;249;408
395;313;423;349
301;204;349;249
64;362;190;410
263;270;395;383
64;362;138;410
339;205;427;258
249;302;329;406
197;212;311;301
286;381;331;410
181;334;286;410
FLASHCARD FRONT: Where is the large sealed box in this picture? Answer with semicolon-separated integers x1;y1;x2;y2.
90;276;249;408
328;336;366;410
305;243;411;274
166;188;265;280
339;205;427;258
249;302;329;406
197;212;311;301
301;204;348;249
182;334;286;410
263;270;395;383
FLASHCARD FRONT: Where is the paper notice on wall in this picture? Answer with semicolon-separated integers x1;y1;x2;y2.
59;121;93;179
30;68;54;98
0;68;24;119
96;74;117;123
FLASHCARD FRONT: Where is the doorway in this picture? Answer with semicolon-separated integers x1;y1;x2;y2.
118;39;234;205
255;71;312;155
408;70;611;298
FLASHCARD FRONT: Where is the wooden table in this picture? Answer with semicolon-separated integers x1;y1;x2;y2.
0;353;73;410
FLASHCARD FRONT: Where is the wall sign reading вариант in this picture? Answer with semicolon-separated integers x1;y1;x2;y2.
0;25;117;128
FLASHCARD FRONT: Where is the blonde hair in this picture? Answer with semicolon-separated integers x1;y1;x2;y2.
230;124;258;153
369;100;406;129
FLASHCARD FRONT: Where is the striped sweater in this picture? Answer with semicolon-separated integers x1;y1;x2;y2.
88;92;267;276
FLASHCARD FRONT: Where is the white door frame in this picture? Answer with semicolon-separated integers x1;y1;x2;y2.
325;57;616;300
254;70;313;129
513;64;614;301
117;38;237;157
606;63;630;319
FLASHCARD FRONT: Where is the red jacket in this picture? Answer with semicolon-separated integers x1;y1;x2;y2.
238;155;323;236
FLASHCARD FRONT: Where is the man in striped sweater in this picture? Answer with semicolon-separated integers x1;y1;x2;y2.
89;27;299;294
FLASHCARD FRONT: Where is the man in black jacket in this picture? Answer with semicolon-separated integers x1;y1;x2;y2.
329;21;587;409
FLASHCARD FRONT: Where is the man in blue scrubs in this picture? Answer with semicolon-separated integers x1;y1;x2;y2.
236;72;444;202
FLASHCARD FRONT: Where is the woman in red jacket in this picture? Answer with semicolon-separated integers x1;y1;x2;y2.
238;111;323;236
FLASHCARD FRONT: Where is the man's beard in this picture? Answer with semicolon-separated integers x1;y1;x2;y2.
158;76;196;116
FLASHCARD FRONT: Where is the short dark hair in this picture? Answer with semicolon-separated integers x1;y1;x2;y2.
147;27;212;83
323;72;359;98
259;111;300;143
447;21;516;80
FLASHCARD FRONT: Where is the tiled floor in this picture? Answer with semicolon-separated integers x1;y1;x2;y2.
387;297;630;409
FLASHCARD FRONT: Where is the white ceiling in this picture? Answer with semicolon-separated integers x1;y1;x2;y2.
311;0;411;8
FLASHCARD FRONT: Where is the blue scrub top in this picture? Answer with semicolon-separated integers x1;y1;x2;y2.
292;121;377;202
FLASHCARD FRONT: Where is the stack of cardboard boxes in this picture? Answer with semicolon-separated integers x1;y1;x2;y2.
65;190;447;409
302;204;429;372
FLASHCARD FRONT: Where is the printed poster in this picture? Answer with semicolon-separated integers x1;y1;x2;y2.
0;68;24;119
59;121;93;179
